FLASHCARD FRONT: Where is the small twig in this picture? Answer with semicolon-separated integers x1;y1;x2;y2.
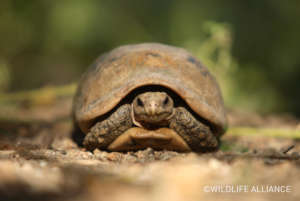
281;145;295;154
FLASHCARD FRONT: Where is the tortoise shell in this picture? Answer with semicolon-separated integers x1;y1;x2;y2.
73;43;227;136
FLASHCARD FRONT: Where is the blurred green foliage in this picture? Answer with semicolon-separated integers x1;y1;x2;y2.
0;0;300;115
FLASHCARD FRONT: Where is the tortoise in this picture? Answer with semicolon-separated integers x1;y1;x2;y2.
73;43;227;152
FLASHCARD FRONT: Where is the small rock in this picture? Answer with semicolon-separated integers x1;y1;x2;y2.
93;148;101;155
107;152;122;161
39;161;48;167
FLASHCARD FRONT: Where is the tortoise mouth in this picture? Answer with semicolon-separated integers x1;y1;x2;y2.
107;127;191;152
131;105;176;129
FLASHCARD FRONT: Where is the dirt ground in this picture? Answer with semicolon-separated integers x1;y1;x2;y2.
0;97;300;201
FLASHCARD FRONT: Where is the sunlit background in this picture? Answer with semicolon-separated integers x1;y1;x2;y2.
1;0;300;116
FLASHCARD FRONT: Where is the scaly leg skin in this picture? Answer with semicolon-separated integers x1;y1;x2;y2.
83;104;133;151
169;107;219;152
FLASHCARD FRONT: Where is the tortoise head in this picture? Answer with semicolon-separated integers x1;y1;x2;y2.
132;91;175;126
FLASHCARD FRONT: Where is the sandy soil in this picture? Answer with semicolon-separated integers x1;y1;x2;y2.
0;97;299;201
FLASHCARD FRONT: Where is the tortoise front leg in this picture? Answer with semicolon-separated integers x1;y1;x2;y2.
83;104;133;151
169;107;218;152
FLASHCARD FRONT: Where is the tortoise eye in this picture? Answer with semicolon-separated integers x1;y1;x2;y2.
163;96;169;105
137;98;144;107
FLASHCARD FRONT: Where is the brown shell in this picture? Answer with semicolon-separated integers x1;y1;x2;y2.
73;43;227;135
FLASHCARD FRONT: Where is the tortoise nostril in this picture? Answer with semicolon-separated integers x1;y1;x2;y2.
137;98;144;107
163;96;169;105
